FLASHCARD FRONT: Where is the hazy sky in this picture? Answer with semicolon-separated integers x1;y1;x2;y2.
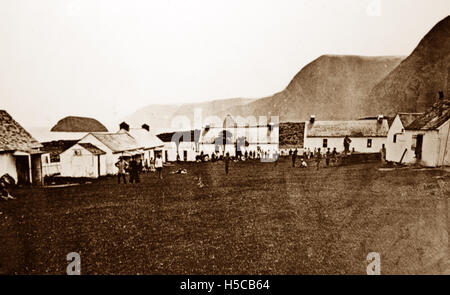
0;0;449;129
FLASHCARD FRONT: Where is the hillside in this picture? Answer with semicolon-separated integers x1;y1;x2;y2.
124;98;255;134
50;116;108;132
219;55;404;122
366;16;450;116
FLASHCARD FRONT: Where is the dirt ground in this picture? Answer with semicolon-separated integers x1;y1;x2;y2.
0;158;449;274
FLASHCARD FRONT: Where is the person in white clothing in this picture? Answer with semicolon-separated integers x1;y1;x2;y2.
155;154;163;179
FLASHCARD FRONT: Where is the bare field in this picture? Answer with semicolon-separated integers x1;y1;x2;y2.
1;159;449;274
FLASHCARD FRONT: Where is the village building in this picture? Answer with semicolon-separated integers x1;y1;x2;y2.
385;113;424;163
199;115;279;158
59;143;107;178
77;132;142;174
0;110;44;185
393;98;450;167
117;122;165;167
157;130;200;162
40;140;79;177
304;116;389;154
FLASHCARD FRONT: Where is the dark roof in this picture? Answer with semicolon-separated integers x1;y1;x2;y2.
398;113;424;128
41;140;79;161
359;116;396;127
78;143;106;155
406;99;450;130
0;110;43;152
157;130;201;143
51;116;108;132
279;122;305;148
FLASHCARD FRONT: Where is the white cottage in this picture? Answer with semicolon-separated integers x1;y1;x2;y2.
199;115;279;158
60;143;107;178
394;98;450;167
304;117;389;154
157;130;199;162
117;123;165;167
77;132;141;174
0;110;44;185
386;113;423;163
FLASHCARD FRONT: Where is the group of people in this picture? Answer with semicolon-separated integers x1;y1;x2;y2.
115;153;164;184
291;147;339;169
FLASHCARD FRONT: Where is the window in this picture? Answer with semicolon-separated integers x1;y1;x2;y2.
393;134;397;143
367;139;372;148
322;139;328;148
74;149;82;156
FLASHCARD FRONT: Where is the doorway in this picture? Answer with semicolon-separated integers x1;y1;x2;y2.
14;155;30;185
415;134;423;160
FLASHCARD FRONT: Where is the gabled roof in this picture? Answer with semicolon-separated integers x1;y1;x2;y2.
118;128;164;149
397;113;424;128
78;143;106;155
306;119;389;137
200;126;277;144
406;99;450;130
0;110;42;152
41;140;79;161
89;132;140;153
157;130;201;143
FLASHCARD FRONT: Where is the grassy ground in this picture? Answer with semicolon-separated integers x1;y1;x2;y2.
0;158;449;274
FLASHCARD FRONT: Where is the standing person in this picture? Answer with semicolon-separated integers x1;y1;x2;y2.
292;149;297;167
115;157;128;184
155;153;164;179
331;147;338;165
136;157;142;183
224;152;230;175
380;144;387;166
315;148;322;170
129;157;137;183
343;135;352;155
149;157;156;172
325;148;331;167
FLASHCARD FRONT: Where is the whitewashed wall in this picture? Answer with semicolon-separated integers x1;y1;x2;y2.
78;134;118;174
163;142;197;161
386;116;407;163
60;145;104;178
304;137;385;153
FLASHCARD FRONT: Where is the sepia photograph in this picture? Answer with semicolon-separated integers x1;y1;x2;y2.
0;0;449;280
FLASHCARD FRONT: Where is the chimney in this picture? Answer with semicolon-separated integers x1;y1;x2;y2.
377;115;384;124
439;91;444;100
310;115;315;124
119;121;130;132
141;124;150;132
